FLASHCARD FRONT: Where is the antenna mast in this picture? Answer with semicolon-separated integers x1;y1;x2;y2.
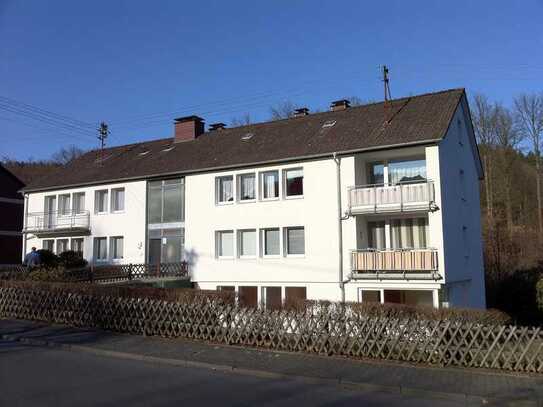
98;122;109;164
382;65;392;123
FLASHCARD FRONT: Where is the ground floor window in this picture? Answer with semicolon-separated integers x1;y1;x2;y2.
360;288;435;307
71;238;84;256
56;239;69;255
238;286;258;308
262;286;282;310
94;237;107;261
42;239;54;252
110;236;124;260
360;289;381;303
284;287;307;305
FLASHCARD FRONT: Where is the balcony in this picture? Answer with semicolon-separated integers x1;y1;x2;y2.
23;210;90;237
350;248;440;280
347;181;435;215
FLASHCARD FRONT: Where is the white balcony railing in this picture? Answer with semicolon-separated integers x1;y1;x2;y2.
351;248;438;274
23;210;90;235
348;181;435;214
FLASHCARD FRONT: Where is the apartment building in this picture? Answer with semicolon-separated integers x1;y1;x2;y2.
20;88;486;308
0;164;24;265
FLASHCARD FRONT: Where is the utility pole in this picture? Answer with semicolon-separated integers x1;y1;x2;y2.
98;122;109;164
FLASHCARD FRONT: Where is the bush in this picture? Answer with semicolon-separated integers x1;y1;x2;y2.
36;249;59;268
58;250;87;269
536;278;543;312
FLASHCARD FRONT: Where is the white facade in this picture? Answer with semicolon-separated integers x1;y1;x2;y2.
22;100;486;309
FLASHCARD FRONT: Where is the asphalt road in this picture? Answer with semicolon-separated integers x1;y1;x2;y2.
0;338;472;407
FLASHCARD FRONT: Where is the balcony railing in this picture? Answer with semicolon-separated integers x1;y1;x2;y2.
23;210;90;236
347;181;435;215
351;248;439;278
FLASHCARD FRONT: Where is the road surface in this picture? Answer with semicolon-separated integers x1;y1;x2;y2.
0;338;467;406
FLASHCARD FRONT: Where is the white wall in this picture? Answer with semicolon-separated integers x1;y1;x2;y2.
25;180;147;264
437;97;486;308
185;158;354;302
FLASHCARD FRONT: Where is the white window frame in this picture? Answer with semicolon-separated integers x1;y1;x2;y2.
216;230;235;259
95;190;109;214
72;192;85;214
56;238;69;254
284;226;305;257
237;229;257;259
70;238;84;254
42;239;55;252
283;167;304;199
58;194;71;216
237;172;257;203
110;188;125;213
261;228;281;258
259;170;280;201
94;237;108;262
215;176;235;205
110;236;124;260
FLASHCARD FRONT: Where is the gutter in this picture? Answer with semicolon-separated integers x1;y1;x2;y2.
21;138;441;194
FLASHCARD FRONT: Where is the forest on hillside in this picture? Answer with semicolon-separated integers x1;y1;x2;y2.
471;92;543;325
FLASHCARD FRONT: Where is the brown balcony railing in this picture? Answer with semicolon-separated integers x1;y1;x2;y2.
351;248;438;273
348;181;435;214
23;210;90;235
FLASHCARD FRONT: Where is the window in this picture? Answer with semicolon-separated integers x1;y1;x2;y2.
238;229;256;258
284;168;303;197
56;239;69;254
217;230;234;258
285;227;305;256
361;290;381;303
71;238;84;255
238;173;256;201
58;194;70;215
261;170;279;200
388;159;426;185
369;163;385;185
148;228;184;264
94;237;107;261
368;221;386;249
216;176;234;204
390;217;428;249
111;188;125;212
263;287;282;310
238;286;258;308
147;179;184;224
262;228;280;256
42;239;54;252
285;287;307;303
110;236;124;260
95;190;108;213
72;193;85;214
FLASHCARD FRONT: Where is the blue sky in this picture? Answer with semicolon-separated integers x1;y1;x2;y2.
1;0;542;161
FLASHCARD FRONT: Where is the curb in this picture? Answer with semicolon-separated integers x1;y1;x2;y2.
1;333;495;403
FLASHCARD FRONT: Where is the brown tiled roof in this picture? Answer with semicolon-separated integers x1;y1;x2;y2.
23;88;465;192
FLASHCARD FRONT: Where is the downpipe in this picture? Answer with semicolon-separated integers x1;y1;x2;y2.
333;153;351;303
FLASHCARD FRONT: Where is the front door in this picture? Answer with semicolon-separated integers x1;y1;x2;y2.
148;239;162;265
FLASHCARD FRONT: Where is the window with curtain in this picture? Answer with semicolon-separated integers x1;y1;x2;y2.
390;217;428;249
71;238;84;255
284;168;303;197
56;239;69;254
286;227;305;255
110;236;124;259
58;194;70;215
367;221;386;249
239;229;256;257
95;190;108;213
388;159;426;185
239;173;256;201
43;239;54;252
94;237;107;260
217;230;234;258
72;193;85;214
111;188;125;212
263;228;280;256
216;176;233;203
261;171;279;199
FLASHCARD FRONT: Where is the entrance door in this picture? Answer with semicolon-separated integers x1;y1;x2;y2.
148;239;162;265
44;196;56;229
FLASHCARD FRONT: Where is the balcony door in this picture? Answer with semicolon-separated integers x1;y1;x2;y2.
367;217;428;249
44;196;56;229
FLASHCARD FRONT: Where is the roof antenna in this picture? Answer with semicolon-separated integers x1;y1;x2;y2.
382;65;392;124
98;122;109;165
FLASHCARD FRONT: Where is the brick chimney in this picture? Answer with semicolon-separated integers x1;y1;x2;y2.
209;122;226;131
174;116;204;143
330;99;350;111
293;108;309;118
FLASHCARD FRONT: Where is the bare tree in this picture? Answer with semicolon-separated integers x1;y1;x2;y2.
269;100;296;121
514;93;543;240
230;113;252;127
51;145;85;165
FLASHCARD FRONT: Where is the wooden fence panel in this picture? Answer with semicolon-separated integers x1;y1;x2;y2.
0;284;542;373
